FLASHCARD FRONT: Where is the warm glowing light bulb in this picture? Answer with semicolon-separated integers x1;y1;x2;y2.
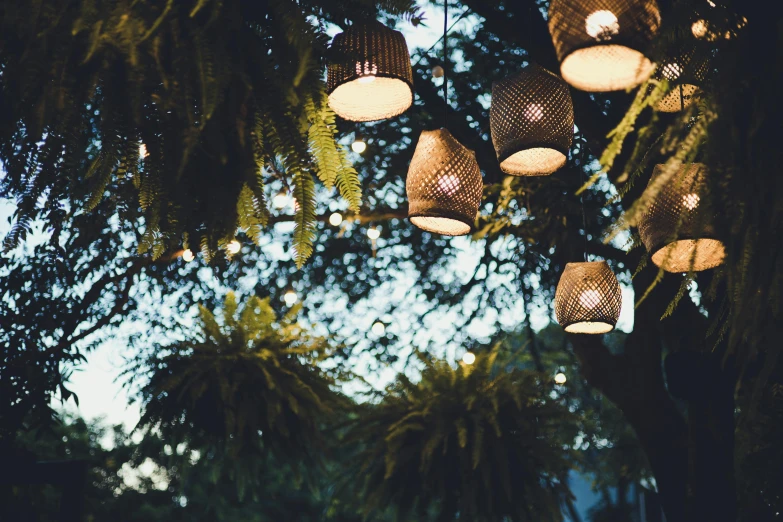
692;19;708;38
367;227;380;240
358;75;376;83
329;212;343;226
662;63;683;81
524;103;544;121
182;249;194;262
554;372;567;385
273;193;288;209
432;65;445;78
462;351;476;365
437;174;461;196
372;322;386;335
352;139;367;154
139;143;149;159
683;193;700;210
579;289;602;310
585;10;620;41
226;240;241;255
284;290;298;306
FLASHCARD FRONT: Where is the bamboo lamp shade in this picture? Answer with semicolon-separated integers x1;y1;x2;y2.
653;45;711;113
555;261;622;334
327;21;414;122
406;129;483;236
548;0;661;92
490;65;574;176
638;163;725;272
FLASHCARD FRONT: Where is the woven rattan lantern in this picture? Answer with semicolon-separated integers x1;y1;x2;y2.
548;0;661;92
327;21;414;122
638;163;725;272
653;45;711;113
406;129;483;236
490;65;574;176
555;261;622;334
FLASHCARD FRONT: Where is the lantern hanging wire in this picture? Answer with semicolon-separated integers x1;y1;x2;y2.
638;163;725;272
554;147;622;334
327;21;414;122
548;0;661;92
406;0;483;236
490;65;574;176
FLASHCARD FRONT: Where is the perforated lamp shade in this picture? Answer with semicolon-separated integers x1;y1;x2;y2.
653;45;711;112
555;261;622;334
327;21;414;122
638;163;725;272
490;65;574;176
548;0;661;92
407;129;483;236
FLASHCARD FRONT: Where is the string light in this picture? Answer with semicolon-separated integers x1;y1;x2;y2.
226;240;241;255
372;322;386;335
432;65;445;78
554;372;567;385
284;289;298;307
462;351;476;365
329;213;343;226
139;143;149;159
182;249;195;262
351;138;367;154
273;192;288;209
367;227;381;240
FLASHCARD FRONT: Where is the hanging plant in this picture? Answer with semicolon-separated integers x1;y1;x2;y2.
131;292;348;473
346;349;578;522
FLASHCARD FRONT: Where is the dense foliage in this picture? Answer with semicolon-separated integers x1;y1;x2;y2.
2;0;783;521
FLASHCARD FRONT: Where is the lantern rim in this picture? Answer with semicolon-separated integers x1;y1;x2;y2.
327;76;413;122
498;146;569;176
409;215;472;236
564;321;615;334
560;43;655;91
650;238;726;272
655;83;701;113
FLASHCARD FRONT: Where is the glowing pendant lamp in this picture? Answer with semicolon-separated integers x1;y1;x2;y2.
406;129;483;236
555;261;622;334
490;65;574;176
638;163;725;272
327;21;414;122
548;0;661;91
653;44;711;113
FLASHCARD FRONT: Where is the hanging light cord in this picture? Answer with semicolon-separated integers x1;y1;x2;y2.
580;143;589;262
442;0;449;128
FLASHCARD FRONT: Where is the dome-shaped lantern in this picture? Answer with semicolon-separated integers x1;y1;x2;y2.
327;21;414;122
653;44;711;113
555;261;622;334
490;65;575;176
548;0;661;92
638;163;725;272
406;129;483;236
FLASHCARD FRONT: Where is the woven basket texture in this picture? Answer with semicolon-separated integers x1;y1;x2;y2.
490;65;574;176
407;129;483;236
327;21;413;122
638;163;725;272
548;0;660;91
555;261;622;334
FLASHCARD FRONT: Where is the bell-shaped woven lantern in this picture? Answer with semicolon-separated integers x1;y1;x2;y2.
653;44;711;113
406;129;483;236
327;21;414;122
548;0;661;92
638;163;725;272
490;65;574;176
555;261;622;334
